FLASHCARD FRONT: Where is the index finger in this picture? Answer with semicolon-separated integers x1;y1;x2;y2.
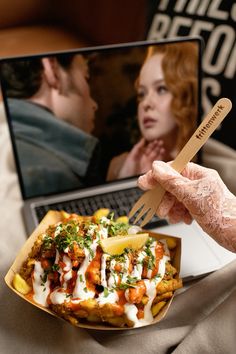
138;170;158;190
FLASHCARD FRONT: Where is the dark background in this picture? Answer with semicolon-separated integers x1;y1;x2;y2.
146;0;236;150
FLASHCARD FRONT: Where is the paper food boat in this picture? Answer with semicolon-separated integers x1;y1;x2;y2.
5;210;181;330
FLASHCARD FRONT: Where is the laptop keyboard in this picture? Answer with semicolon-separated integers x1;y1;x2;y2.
35;187;168;229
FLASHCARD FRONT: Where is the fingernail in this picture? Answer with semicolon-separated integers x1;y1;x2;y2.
138;175;143;182
137;175;146;185
137;175;149;190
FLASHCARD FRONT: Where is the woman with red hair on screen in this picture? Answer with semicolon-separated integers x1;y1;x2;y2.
107;41;198;181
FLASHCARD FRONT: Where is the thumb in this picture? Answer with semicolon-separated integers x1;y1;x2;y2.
152;161;191;202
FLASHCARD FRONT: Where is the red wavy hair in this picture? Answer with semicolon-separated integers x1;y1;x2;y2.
140;42;198;152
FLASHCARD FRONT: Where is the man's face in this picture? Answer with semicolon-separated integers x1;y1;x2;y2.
54;55;98;134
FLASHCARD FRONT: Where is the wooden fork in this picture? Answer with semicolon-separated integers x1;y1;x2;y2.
129;97;232;227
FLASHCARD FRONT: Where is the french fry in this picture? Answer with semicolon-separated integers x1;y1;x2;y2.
142;295;149;305
151;301;166;317
153;291;173;305
12;273;32;295
6;210;182;329
156;279;183;295
93;208;110;221
164;237;177;250
106;316;126;327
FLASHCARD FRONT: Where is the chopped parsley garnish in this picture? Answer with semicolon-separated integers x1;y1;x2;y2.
145;237;155;247
117;282;136;290
124;247;133;254
40;271;48;286
103;287;114;297
107;221;129;237
110;254;126;263
111;271;117;284
153;273;161;280
54;221;81;251
42;235;54;250
83;234;94;257
54;233;80;252
117;275;138;290
103;287;109;297
52;264;59;272
145;244;156;270
127;275;138;283
47;220;94;253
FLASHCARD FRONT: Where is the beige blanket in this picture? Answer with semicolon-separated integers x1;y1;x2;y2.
1;103;236;353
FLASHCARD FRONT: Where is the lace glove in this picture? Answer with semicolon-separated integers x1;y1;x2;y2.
138;161;236;252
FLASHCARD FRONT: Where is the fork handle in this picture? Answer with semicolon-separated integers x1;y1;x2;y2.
171;98;232;173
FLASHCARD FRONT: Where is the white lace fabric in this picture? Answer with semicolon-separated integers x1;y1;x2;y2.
138;161;236;253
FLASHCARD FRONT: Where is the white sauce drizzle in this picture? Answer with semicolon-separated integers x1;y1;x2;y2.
121;254;130;283
97;226;108;239
124;255;169;327
32;261;50;307
54;224;62;236
50;289;69;305
57;254;73;289
124;303;138;324
32;220;175;328
63;255;72;272
72;240;98;301
100;216;111;225
127;225;142;234
87;224;98;237
54;249;60;264
108;270;119;288
146;241;157;279
131;250;146;279
100;254;109;288
97;290;119;305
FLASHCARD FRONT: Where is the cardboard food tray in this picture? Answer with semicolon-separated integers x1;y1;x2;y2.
5;210;181;330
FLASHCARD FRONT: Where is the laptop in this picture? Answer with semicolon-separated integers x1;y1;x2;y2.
2;37;235;280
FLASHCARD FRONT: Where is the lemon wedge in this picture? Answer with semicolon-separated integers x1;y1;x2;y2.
13;273;32;295
100;233;149;255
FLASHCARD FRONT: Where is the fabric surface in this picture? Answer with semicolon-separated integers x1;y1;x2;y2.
1;102;236;354
202;138;236;195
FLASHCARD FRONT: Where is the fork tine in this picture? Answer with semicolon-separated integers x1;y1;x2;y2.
128;198;145;220
140;208;156;228
133;205;150;225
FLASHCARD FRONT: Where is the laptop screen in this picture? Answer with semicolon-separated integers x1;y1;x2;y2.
0;38;202;200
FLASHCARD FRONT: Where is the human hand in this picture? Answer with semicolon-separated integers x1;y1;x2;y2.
118;138;169;179
138;161;236;252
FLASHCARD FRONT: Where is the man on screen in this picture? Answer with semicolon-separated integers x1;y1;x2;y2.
1;54;100;198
